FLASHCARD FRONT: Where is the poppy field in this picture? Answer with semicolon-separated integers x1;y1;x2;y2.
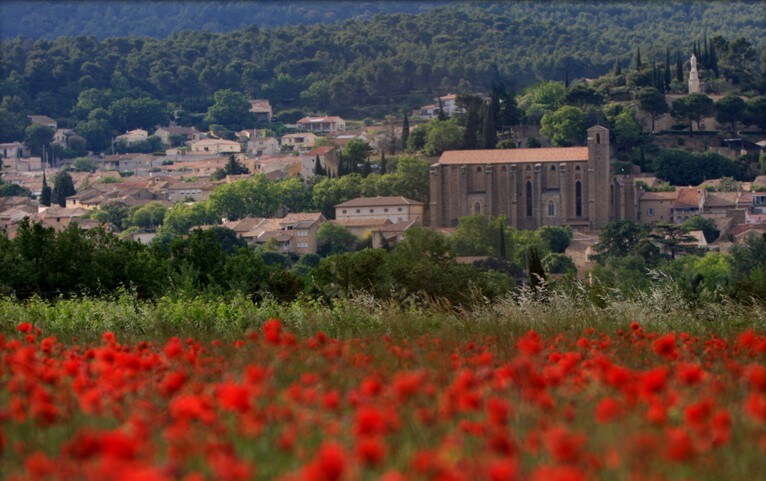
2;314;766;481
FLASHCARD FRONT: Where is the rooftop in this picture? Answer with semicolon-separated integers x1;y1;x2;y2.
335;196;424;208
438;147;589;165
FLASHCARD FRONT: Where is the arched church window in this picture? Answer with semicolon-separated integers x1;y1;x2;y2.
548;201;555;217
596;133;601;144
551;165;556;171
575;181;582;217
575;165;581;171
474;202;481;214
526;181;533;217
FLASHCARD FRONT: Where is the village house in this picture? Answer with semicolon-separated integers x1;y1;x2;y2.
116;129;149;145
296;116;346;133
221;213;325;255
301;145;339;178
637;191;677;223
412;93;464;119
331;218;392;240
28;115;57;130
335;196;426;224
2;157;42;173
247;137;280;156
190;138;242;154
52;129;86;149
253;155;302;180
0;142;30;159
371;220;420;249
281;132;318;153
249;99;273;123
154;125;202;146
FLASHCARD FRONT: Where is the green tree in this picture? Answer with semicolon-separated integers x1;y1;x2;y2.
424;119;464;156
109;97;169;132
162;202;217;235
76;118;112;152
72;157;96;172
672;93;714;132
714;94;746;133
636;87;668;133
24;124;55;157
204;89;254;130
684;215;719;244
540;106;587;146
401;112;410;151
479;101;497;149
451;215;508;257
40;173;52;207
343;139;373;172
649;223;700;260
52;171;76;207
538;226;573;253
129;202;167;230
89;201;130;230
745;97;766;131
518;81;566;124
612;110;641;152
542;252;577;275
594;220;649;262
316;222;358;256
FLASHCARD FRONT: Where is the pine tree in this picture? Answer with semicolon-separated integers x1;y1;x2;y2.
664;48;672;91
380;151;387;175
635;46;642;70
401;112;410;150
314;155;325;176
40;172;52;206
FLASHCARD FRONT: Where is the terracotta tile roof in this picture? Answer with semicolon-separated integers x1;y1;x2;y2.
307;146;336;156
377;220;420;232
438;147;589;165
674;188;702;209
640;191;678;201
335;196;424;208
281;213;323;223
704;191;741;208
332;219;392;227
297;116;345;124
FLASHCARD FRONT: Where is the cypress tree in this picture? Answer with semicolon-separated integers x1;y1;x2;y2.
703;33;709;67
564;67;569;88
380;151;387;175
52;171;76;207
708;40;718;77
635;46;642;70
527;246;547;294
676;52;684;82
664;48;672;91
401;112;410;150
614;58;622;76
40;172;52;206
479;102;497;149
314;155;325;176
463;100;479;149
498;223;506;260
362;160;372;177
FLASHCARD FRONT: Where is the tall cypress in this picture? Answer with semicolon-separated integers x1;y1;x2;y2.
314;155;325;176
664;48;671;91
498;223;506;260
708;39;718;77
635;46;642;70
703;33;709;67
676;52;684;82
380;151;387;175
40;172;52;206
480;102;497;149
401;112;410;150
614;58;622;76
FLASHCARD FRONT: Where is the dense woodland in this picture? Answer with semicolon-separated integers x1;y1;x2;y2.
1;1;764;124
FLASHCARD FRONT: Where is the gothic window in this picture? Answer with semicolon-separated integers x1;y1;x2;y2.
548;201;555;217
525;165;531;171
526;181;533;217
575;181;582;217
550;165;556;171
596;133;601;144
575;165;581;171
474;202;481;214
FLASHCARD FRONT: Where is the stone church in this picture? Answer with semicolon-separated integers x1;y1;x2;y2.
429;126;638;230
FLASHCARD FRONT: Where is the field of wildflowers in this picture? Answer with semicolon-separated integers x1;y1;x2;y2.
2;306;765;480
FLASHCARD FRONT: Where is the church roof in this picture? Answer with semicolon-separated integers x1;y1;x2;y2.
438;147;589;165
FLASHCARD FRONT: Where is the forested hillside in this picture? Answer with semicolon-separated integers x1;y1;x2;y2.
1;1;763;124
0;1;441;39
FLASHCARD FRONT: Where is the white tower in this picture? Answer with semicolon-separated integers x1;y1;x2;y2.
688;54;701;93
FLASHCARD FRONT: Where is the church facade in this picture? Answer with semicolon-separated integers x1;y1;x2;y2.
429;126;638;230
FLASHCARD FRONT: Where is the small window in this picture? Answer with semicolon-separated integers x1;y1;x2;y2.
474;202;481;214
548;201;555;217
551;165;556;171
397;207;403;212
384;208;388;212
500;166;507;172
356;209;360;213
477;166;482;172
575;165;581;171
648;208;654;216
342;209;347;214
370;209;374;213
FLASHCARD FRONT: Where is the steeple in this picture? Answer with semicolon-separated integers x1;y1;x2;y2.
688;53;701;93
